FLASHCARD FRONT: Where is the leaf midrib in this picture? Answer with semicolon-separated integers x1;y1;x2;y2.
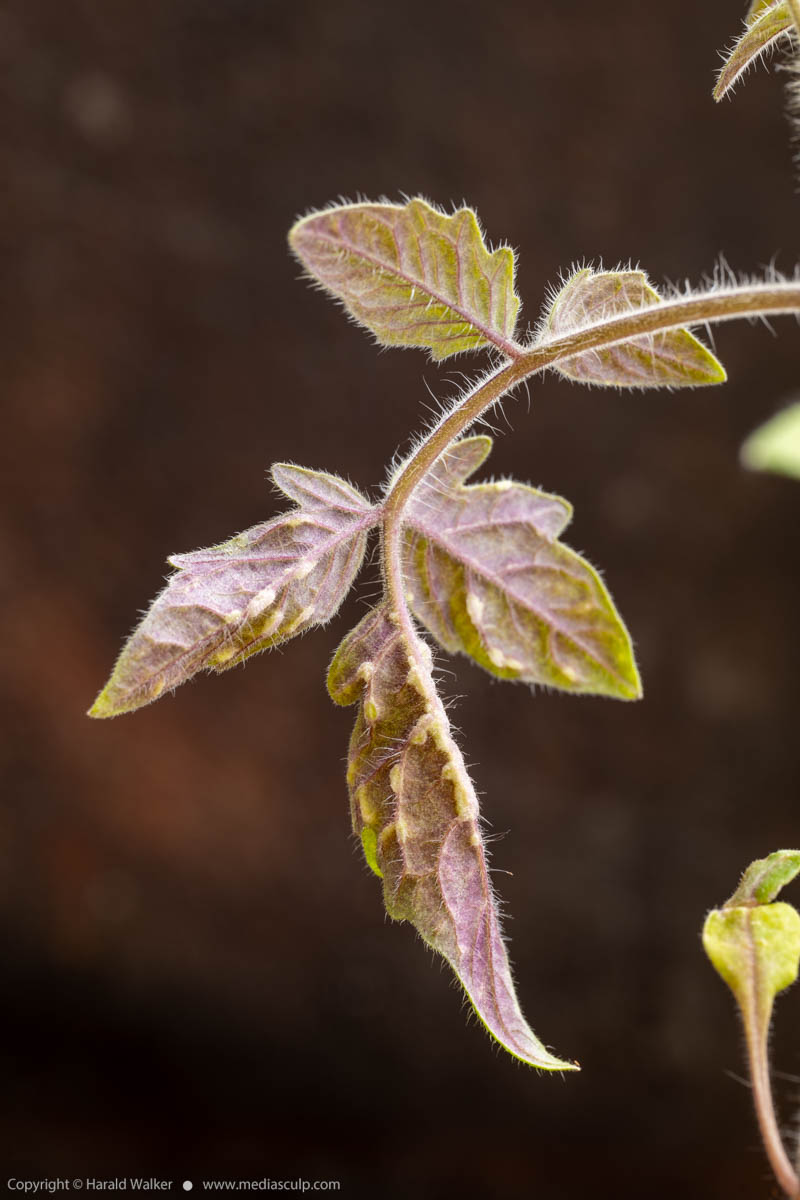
405;507;625;685
311;221;517;356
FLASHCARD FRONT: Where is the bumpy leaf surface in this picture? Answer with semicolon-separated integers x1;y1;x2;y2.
289;198;520;360
328;603;575;1070
542;269;726;388
90;466;375;717
714;3;795;100
402;437;641;699
741;400;800;479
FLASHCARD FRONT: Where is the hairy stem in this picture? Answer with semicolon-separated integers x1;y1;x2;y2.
381;359;523;615
741;979;799;1196
380;279;800;629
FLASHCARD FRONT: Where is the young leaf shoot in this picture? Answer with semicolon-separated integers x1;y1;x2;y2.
703;852;800;1198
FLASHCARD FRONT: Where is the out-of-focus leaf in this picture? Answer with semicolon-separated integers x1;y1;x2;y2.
741;400;800;479
289;198;520;360
726;850;800;907
714;3;795;101
90;466;376;717
328;603;576;1071
541;269;726;388
402;436;641;699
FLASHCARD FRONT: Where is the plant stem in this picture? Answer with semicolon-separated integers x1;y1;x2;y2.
747;1040;798;1197
740;934;800;1197
380;278;800;625
380;357;524;635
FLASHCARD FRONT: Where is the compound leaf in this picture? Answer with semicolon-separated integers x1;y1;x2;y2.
328;603;576;1071
741;400;800;479
541;268;725;388
90;466;376;717
289;198;520;361
402;437;641;700
714;3;795;101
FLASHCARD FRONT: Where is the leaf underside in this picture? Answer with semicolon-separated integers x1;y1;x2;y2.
90;466;375;717
741;400;800;479
328;603;576;1071
402;436;641;699
542;269;726;388
714;3;795;101
288;198;520;360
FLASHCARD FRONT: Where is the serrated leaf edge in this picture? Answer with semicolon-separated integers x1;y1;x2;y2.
289;197;521;360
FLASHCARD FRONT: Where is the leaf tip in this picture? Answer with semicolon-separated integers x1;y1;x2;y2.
87;695;109;719
681;336;727;387
598;638;643;702
712;74;730;103
702;350;728;385
87;675;161;719
87;682;126;719
536;1053;581;1073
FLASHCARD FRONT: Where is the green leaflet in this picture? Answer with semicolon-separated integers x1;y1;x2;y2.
725;849;800;907
328;603;576;1071
288;198;520;361
714;3;795;101
741;400;800;479
541;269;725;388
402;437;641;700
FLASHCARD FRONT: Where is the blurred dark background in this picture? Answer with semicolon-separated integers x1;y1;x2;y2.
1;0;799;1196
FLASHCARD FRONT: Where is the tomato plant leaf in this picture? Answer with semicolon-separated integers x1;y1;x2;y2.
328;603;576;1071
90;467;376;717
725;849;800;907
540;268;725;388
704;903;800;1035
704;851;800;1065
714;3;795;101
289;198;521;360
402;436;641;699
